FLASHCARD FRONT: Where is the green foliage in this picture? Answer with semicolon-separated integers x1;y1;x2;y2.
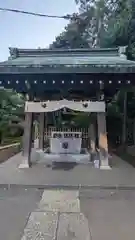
71;112;91;128
50;18;89;49
50;0;135;144
0;89;24;143
50;0;135;58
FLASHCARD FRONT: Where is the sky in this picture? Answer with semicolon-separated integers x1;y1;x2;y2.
0;0;78;61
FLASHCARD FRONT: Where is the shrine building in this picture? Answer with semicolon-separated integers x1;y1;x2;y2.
0;46;135;169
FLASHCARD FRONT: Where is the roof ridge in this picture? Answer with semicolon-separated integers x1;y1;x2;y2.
9;47;125;59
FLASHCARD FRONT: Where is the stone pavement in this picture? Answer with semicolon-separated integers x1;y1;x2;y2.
0;188;43;240
0;188;135;239
21;190;90;240
80;188;135;240
0;152;135;188
20;189;135;240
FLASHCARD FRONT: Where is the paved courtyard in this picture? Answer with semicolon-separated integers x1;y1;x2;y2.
0;188;43;240
0;150;135;239
0;152;134;188
80;189;135;240
1;188;135;240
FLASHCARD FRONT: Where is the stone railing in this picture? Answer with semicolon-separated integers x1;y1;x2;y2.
0;143;21;163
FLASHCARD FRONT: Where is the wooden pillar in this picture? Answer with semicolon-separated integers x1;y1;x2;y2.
97;112;110;169
31;113;35;148
19;112;33;168
89;123;96;162
89;123;96;152
39;112;45;150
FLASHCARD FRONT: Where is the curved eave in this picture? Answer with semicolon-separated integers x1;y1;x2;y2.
0;64;135;74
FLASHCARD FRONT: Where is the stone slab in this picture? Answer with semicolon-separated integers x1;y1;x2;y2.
38;199;80;213
18;163;30;169
18;156;30;168
100;165;111;170
38;190;80;212
35;150;90;164
57;213;91;240
21;211;58;240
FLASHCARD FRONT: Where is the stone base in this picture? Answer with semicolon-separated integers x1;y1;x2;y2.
18;162;30;169
100;165;111;170
35;149;90;164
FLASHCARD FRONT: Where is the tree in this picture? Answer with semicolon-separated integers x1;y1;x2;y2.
75;0;135;57
101;0;131;47
51;0;115;49
75;0;135;147
127;0;135;59
50;0;135;147
75;0;117;47
50;14;89;49
0;89;24;144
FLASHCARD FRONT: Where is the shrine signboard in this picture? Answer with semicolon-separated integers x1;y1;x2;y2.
50;132;82;154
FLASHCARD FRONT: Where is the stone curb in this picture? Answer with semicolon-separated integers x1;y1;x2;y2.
0;184;135;190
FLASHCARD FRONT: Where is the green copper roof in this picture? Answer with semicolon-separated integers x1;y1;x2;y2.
2;56;134;66
0;46;134;67
0;46;135;74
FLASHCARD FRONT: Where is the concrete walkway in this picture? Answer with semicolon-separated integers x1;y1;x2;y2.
0;152;135;188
